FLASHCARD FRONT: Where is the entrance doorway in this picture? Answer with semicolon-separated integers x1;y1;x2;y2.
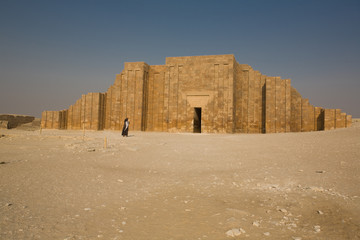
193;107;202;133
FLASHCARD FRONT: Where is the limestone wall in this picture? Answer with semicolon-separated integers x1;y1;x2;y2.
162;55;235;133
146;65;166;131
264;77;291;133
69;92;106;130
104;62;149;131
41;110;67;129
0;114;35;129
43;92;105;130
234;64;265;133
40;54;352;134
234;64;292;134
323;108;350;130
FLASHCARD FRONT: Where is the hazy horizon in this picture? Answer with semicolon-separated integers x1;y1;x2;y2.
1;0;359;118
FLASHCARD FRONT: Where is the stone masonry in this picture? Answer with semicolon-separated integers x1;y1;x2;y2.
41;54;352;133
0;114;35;129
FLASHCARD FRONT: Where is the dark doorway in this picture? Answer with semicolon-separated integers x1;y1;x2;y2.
193;107;202;133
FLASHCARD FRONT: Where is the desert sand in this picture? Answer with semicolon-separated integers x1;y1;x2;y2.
1;122;359;240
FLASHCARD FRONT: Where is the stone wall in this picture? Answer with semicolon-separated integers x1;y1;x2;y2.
234;64;266;133
323;108;351;130
41;110;67;129
0;114;35;129
40;54;352;133
104;62;149;131
264;77;291;133
42;92;106;130
160;55;235;133
67;92;106;130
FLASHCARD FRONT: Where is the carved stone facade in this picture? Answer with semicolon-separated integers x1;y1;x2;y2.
41;54;352;133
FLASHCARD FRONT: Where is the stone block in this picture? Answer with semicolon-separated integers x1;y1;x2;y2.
346;115;352;127
0;120;9;129
314;107;324;130
0;114;35;129
324;109;336;130
265;77;276;133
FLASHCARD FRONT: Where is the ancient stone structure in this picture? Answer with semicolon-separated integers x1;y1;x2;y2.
41;54;352;133
0;114;35;129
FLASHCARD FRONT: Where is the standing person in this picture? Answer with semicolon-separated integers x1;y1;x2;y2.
122;118;129;137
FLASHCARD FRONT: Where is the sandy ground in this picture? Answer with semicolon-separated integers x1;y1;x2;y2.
0;123;359;240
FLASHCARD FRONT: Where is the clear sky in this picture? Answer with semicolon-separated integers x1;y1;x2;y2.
1;0;359;118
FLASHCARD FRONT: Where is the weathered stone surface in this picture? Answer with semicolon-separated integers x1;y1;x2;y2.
0;120;9;129
0;114;35;129
40;54;352;133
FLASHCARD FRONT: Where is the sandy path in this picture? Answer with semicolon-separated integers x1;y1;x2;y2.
1;124;359;239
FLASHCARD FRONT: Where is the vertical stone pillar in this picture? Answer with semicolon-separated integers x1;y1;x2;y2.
335;109;344;129
338;113;347;129
265;77;276;133
110;84;118;130
260;74;267;133
275;77;283;133
59;110;68;129
52;111;59;129
151;70;166;131
290;88;302;132
284;79;291;132
104;86;112;129
163;67;171;131
75;98;82;129
41;111;47;129
346;115;352;128
100;93;106;130
241;69;249;132
126;70;135;129
224;63;233;133
314;107;324;131
167;65;177;131
91;93;99;130
301;99;315;132
115;62;149;132
119;74;127;130
234;64;242;133
247;69;255;133
67;106;73;129
324;109;336;130
112;75;122;130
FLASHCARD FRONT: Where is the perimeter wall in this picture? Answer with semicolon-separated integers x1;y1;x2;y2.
41;54;352;133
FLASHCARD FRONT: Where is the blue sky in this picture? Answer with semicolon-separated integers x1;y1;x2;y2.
1;0;359;117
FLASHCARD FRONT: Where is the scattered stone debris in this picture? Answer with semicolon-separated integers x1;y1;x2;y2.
292;237;302;240
0;134;5;138
314;225;321;233
263;232;270;236
6;203;13;207
84;208;91;211
225;228;245;237
87;148;96;152
279;208;288;213
252;221;260;227
309;186;324;192
316;170;325;173
317;210;324;215
0;161;7;164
